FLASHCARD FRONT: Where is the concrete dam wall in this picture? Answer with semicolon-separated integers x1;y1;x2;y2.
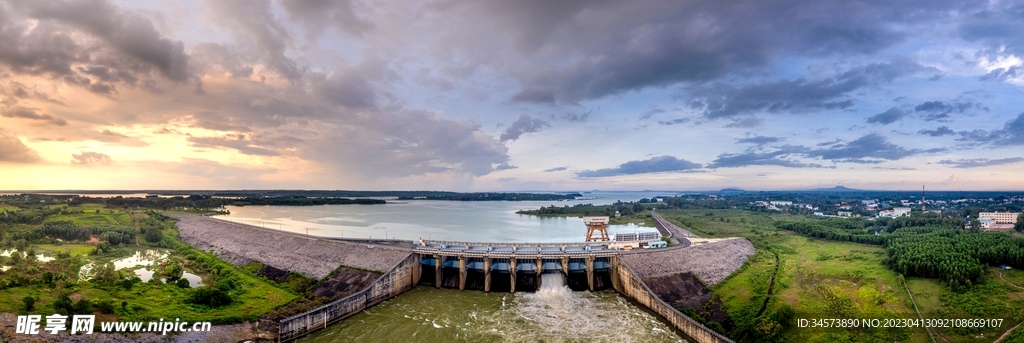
611;257;735;343
278;254;421;342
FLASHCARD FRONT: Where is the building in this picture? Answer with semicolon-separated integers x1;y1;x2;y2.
878;207;911;218
838;211;853;217
770;201;793;206
979;212;1020;224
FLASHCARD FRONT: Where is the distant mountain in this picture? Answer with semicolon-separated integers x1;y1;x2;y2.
719;187;746;192
813;186;861;192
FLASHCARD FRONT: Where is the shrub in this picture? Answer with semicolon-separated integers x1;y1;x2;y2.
23;296;35;311
176;278;191;288
188;287;232;307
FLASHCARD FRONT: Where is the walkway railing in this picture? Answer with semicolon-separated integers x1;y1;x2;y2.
278;253;417;342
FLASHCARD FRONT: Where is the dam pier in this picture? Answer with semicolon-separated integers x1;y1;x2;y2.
415;240;615;293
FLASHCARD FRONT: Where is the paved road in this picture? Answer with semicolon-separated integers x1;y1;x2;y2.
651;210;696;247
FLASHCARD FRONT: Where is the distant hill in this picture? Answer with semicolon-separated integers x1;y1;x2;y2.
809;186;861;192
719;188;746;193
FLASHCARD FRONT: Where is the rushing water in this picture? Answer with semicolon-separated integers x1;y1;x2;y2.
299;277;686;343
215;191;675;242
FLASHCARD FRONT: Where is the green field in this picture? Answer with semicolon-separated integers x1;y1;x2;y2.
34;243;96;257
661;209;1024;343
0;209;297;324
44;205;133;226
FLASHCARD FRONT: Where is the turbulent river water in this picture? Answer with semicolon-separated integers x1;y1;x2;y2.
299;275;686;343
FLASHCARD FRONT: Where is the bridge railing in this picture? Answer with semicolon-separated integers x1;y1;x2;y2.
419;239;608;247
278;253;417;342
411;247;618;258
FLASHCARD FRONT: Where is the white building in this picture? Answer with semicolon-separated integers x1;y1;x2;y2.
979;212;1020;224
770;201;793;206
878;207;912;218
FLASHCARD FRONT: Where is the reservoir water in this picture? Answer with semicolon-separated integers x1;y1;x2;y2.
215;191;672;242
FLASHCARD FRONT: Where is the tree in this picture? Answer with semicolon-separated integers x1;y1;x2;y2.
23;296;35;311
93;262;119;284
1015;213;1024;233
969;218;981;232
164;259;184;282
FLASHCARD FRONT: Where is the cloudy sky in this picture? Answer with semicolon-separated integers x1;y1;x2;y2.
1;0;1023;191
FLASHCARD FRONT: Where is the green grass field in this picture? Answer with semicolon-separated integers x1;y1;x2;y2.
1;210;297;324
34;244;96;257
663;209;1023;343
44;206;133;226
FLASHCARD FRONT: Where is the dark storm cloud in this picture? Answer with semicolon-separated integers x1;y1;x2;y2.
577;155;702;177
304;109;512;177
460;0;969;104
17;0;191;81
1;107;68;126
935;157;1024;168
918;126;955;136
543;166;568;172
206;0;303;81
708;147;824;169
0;132;42;162
280;0;373;38
736;136;783;146
724;117;764;128
70;151;111;165
499;114;549;142
913;100;986;121
805;133;941;163
979;66;1020;82
658;118;690;126
711;133;942;168
688;60;930;119
494;163;518;171
511;88;556;105
958;2;1024;56
956;112;1024;146
313;67;379;108
866;107;905;125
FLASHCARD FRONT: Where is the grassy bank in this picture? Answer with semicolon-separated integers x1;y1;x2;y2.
0;205;296;324
659;209;1021;343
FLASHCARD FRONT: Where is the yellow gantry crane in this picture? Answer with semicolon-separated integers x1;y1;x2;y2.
583;216;610;242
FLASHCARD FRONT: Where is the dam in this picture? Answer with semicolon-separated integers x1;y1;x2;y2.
170;211;753;343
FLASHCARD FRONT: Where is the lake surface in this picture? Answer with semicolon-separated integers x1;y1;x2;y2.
215;191;675;242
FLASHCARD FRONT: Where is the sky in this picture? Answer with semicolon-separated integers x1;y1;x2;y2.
1;0;1023;191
